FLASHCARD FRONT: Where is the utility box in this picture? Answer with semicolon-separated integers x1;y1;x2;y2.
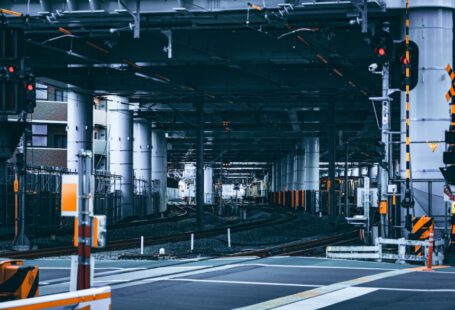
92;215;107;248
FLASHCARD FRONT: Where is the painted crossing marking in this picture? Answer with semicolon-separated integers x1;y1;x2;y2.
273;287;378;310
234;268;415;310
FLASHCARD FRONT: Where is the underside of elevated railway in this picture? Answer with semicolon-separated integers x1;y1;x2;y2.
0;1;454;309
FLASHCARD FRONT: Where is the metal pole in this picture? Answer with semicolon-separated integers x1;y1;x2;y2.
380;62;391;238
195;102;204;229
344;142;349;217
77;149;92;290
12;129;30;251
328;101;336;220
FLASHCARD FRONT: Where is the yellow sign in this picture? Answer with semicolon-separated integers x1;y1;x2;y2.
451;202;455;214
427;142;438;152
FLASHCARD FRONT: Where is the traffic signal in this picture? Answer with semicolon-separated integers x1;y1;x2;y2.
372;29;393;64
23;75;36;113
1;63;20;80
391;40;419;91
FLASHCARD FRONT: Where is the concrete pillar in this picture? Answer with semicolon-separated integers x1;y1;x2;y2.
369;165;378;180
151;129;167;214
204;167;213;204
294;141;305;190
281;156;287;191
401;8;452;223
67;91;93;171
133;118;152;215
271;163;276;192
287;153;294;190
304;137;320;191
107;95;133;219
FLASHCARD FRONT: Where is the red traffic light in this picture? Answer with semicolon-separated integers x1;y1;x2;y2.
7;66;15;73
376;47;386;57
26;84;34;91
401;56;409;65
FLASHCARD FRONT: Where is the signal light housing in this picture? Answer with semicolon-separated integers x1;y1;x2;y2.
372;29;392;64
391;40;419;91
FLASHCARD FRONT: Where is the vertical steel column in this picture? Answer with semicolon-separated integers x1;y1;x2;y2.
400;7;452;231
328;102;336;219
77;150;92;290
12;129;30;251
67;91;93;171
151;129;167;214
107;95;133;219
379;60;391;238
133;118;152;216
195;102;204;229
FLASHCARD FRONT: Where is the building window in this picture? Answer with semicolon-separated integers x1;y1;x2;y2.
36;83;48;100
54;135;67;148
31;124;48;147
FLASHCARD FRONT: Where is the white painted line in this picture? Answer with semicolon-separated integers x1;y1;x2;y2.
242;263;395;271
110;264;247;290
273;287;377;310
368;287;455;293
167;278;322;288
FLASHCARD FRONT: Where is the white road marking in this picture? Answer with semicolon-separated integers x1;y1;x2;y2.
368;287;455;293
273;287;378;310
167;278;322;288
235;268;415;310
242;263;395;271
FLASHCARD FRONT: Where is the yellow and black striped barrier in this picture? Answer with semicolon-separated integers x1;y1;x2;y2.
0;260;39;301
410;216;434;256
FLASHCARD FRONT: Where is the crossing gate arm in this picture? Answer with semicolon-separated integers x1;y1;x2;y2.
0;286;111;309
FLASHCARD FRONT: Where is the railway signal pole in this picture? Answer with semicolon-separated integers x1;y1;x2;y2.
77;150;92;290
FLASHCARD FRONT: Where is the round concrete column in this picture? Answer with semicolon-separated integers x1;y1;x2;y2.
281;156;287;191
287;153;294;191
294;141;305;190
204;167;213;204
107;95;133;219
304;137;320;191
401;8;452;223
152;129;167;214
67;91;93;171
133;118;152;215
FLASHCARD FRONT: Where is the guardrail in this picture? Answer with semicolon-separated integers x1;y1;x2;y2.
327;237;445;265
0;286;111;309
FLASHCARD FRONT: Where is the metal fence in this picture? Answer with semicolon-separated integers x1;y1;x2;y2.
0;163;132;237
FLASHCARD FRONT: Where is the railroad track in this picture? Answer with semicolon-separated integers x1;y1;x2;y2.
228;230;359;258
0;205;190;241
2;208;296;259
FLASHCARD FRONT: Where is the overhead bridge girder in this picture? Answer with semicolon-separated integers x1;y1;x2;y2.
4;0;384;17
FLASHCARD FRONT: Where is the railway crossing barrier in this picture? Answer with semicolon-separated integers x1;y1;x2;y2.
326;237;445;265
0;286;111;309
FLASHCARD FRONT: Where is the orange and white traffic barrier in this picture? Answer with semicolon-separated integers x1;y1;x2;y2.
0;286;111;309
424;227;434;272
0;260;38;301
